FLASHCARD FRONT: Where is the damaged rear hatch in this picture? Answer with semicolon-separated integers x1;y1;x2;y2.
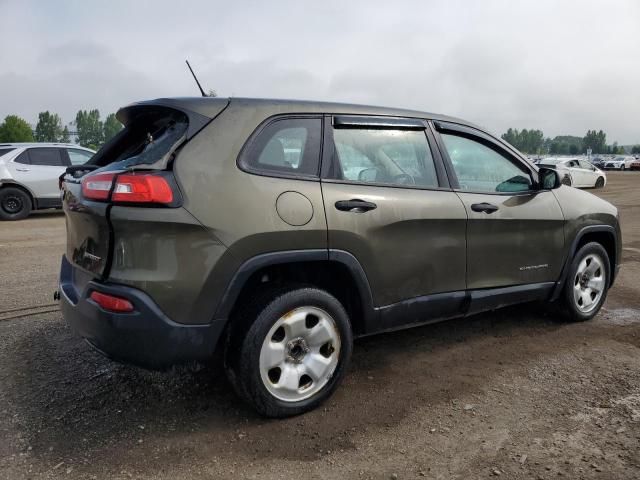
61;97;228;278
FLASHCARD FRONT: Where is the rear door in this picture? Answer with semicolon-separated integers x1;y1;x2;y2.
320;115;467;325
7;147;69;199
433;121;565;289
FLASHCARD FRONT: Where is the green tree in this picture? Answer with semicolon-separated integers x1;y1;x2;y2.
75;109;104;149
60;126;71;143
34;111;64;142
0;115;34;142
501;128;545;154
583;130;607;154
103;113;123;143
631;145;640;154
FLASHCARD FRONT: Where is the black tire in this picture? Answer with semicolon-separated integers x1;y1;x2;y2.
561;174;572;186
556;242;610;322
621;165;626;171
0;186;32;220
595;177;605;189
225;286;353;418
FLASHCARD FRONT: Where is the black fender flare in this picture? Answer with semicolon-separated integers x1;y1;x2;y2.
551;224;618;301
214;249;376;326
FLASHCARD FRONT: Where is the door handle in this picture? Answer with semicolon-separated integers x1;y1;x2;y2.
470;202;499;214
335;199;377;213
15;168;30;172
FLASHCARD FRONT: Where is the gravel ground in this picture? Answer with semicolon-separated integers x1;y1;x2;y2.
0;172;639;479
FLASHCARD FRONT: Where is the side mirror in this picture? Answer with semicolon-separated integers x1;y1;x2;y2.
538;167;561;189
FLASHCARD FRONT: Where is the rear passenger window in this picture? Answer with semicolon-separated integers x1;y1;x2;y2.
15;150;30;164
241;118;322;177
331;128;438;188
27;148;66;166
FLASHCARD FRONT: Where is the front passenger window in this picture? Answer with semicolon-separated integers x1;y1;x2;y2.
441;134;532;193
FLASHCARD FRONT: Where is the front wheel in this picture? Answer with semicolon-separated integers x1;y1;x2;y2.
595;177;605;188
557;242;610;322
225;286;353;417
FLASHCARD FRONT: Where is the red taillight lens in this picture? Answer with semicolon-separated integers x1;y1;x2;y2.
90;291;134;313
111;174;173;204
82;172;116;200
81;172;174;204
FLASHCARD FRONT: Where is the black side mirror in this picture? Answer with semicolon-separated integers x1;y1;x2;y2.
538;167;561;189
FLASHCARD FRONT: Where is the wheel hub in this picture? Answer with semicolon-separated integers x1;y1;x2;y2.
286;337;310;363
579;273;590;288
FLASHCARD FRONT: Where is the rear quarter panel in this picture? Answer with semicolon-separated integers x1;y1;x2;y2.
172;103;329;323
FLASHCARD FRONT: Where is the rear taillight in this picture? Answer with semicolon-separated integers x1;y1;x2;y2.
111;174;173;204
81;172;174;205
82;172;116;201
90;291;134;313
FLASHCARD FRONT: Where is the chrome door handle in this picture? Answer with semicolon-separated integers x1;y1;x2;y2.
15;168;30;172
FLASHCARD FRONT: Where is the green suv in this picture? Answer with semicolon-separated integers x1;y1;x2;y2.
58;97;621;417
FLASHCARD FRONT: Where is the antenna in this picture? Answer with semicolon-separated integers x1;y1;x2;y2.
185;60;206;97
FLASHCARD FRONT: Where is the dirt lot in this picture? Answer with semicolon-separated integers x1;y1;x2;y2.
0;172;639;479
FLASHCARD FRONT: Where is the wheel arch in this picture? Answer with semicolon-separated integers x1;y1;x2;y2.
215;249;375;337
551;225;618;301
0;181;36;209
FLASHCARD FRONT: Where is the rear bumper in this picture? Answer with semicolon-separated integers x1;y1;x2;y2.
59;255;224;369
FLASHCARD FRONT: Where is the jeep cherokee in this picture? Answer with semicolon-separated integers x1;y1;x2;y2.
58;97;622;417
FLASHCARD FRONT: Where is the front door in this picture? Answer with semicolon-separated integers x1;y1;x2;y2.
320;116;467;324
434;123;565;289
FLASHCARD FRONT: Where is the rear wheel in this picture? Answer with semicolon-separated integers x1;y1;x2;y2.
225;286;353;417
0;187;32;220
595;177;605;188
556;242;610;322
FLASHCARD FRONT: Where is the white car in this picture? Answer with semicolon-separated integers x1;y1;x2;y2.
0;143;95;220
603;156;635;170
538;157;606;188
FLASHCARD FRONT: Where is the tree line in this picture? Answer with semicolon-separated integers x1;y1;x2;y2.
0;110;123;151
501;128;639;155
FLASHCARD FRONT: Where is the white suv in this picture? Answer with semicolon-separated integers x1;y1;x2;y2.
0;143;95;220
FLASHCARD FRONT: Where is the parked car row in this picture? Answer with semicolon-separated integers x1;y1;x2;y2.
602;156;639;171
0;143;95;220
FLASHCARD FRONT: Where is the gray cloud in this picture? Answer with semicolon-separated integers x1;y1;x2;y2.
0;0;638;143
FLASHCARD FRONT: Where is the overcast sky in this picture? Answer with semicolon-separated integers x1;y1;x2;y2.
1;0;638;143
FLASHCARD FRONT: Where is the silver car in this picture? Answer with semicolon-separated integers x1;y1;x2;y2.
0;143;95;220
